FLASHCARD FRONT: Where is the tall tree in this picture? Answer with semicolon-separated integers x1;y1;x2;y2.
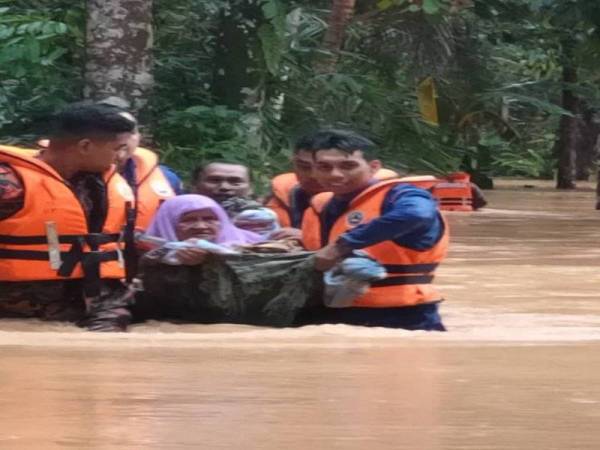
84;0;153;115
211;0;264;109
315;0;356;73
554;63;578;189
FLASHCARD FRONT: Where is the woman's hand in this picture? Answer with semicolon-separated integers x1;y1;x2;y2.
175;248;209;265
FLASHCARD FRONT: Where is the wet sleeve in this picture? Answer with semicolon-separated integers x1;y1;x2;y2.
0;163;25;219
337;185;442;250
159;165;185;195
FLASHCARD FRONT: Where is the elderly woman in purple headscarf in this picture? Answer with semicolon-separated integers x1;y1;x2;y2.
144;194;263;265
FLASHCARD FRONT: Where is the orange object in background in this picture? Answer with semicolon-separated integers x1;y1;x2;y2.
398;173;476;211
430;172;474;211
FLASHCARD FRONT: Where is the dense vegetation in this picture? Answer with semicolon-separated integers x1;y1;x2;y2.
2;0;600;189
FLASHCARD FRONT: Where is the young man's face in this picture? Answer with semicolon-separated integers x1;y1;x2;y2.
114;129;140;172
313;149;381;195
194;163;251;202
292;150;323;195
77;132;134;173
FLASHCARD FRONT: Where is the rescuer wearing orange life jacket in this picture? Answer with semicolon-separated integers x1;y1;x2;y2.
38;105;183;231
94;102;183;231
300;129;448;330
430;171;488;211
0;102;138;331
265;140;398;241
264;146;327;241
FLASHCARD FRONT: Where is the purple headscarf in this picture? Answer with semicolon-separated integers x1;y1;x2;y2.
146;194;263;245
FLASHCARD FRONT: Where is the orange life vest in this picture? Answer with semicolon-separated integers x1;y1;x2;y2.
302;179;448;308
374;168;399;181
397;173;474;211
266;168;400;229
130;147;175;230
0;145;39;158
0;146;134;287
430;172;473;211
265;173;298;228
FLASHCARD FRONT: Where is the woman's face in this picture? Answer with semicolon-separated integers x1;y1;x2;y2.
175;208;221;242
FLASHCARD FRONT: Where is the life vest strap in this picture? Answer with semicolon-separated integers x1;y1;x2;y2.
0;248;119;264
0;245;120;297
0;232;120;246
383;263;439;274
371;274;434;287
123;202;137;283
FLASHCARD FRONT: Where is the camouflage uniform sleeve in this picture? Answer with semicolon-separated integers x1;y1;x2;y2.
0;163;25;219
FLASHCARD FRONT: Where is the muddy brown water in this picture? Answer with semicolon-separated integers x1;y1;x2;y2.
1;182;600;449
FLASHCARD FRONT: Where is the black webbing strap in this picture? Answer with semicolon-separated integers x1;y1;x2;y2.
123;201;137;283
0;233;120;246
0;246;120;297
0;248;118;263
57;237;85;277
371;274;434;287
0;247;118;261
383;263;439;274
0;231;123;297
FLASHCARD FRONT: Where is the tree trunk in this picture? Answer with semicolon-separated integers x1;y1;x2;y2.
555;65;578;189
595;151;600;209
315;0;357;73
84;0;153;116
575;104;600;180
211;0;263;109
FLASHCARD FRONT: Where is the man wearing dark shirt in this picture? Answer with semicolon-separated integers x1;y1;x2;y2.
301;129;449;330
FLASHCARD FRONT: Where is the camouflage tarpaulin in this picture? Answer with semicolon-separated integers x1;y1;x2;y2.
135;251;322;327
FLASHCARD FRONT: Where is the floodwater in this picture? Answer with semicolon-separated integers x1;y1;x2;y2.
1;181;600;449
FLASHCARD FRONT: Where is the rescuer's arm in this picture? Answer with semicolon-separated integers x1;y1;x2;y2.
337;185;442;250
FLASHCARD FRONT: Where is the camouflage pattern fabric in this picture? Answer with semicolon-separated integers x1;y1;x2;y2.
0;280;133;331
79;280;134;332
0;280;84;321
134;251;322;327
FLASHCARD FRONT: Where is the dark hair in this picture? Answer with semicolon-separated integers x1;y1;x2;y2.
50;101;136;140
191;161;253;183
96;99;139;127
293;129;377;160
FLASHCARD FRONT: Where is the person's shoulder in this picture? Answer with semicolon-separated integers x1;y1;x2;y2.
158;164;181;179
271;172;298;187
158;164;184;193
386;181;435;200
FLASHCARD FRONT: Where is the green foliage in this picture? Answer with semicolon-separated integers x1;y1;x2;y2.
5;0;600;187
0;1;84;142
